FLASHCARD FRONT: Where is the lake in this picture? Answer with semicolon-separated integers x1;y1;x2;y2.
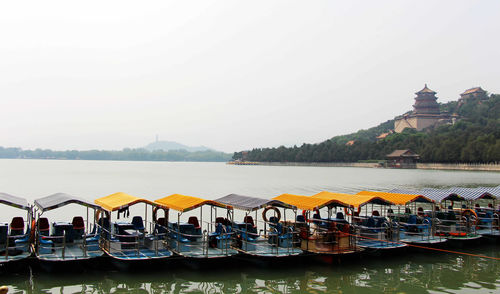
1;159;499;293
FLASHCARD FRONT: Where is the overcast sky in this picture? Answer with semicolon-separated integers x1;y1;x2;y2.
0;1;498;153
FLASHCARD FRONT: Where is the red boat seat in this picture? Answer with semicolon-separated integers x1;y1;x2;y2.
188;216;200;229
72;216;85;230
243;216;255;227
10;217;24;230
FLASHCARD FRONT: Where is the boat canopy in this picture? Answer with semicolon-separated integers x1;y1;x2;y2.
390;188;464;202
312;191;394;209
445;187;495;201
0;192;30;210
356;191;434;205
154;194;230;213
272;194;347;211
35;193;100;213
214;194;296;211
95;192;153;212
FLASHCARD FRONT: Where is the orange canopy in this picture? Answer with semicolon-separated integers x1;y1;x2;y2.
312;191;394;209
356;191;434;205
272;193;349;211
95;192;153;212
154;194;230;212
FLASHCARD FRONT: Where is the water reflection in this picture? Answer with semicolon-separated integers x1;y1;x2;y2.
3;245;500;293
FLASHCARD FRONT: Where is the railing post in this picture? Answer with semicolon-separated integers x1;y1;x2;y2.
62;230;66;259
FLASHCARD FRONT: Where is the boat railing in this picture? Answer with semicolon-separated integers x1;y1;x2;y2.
234;219;298;256
304;216;357;254
352;216;401;247
96;224;144;257
3;233;30;261
396;218;440;242
37;226;102;259
435;216;477;237
164;221;234;257
475;213;500;235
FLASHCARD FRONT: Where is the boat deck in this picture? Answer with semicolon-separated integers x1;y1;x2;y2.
108;248;173;260
477;229;500;236
38;243;103;261
400;235;447;244
358;240;407;249
239;242;302;257
175;242;238;258
0;250;30;263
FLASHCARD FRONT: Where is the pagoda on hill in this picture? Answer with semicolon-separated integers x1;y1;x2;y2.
413;84;440;115
394;84;451;133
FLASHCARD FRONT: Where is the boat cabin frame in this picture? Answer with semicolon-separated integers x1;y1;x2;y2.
215;194;302;257
0;192;32;264
33;193;103;262
154;194;237;259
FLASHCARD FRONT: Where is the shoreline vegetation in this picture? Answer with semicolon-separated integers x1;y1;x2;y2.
0;147;232;162
233;93;500;165
228;161;500;171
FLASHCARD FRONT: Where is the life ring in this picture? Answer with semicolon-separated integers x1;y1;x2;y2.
344;207;351;216
302;210;308;222
461;209;478;225
262;206;281;223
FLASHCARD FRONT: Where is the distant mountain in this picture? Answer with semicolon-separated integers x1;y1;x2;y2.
143;141;214;152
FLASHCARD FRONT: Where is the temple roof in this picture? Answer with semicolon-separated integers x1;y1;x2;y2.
461;87;485;95
386;149;419;158
415;84;436;95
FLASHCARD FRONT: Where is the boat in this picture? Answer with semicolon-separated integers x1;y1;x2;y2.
391;188;482;247
272;193;362;263
94;192;174;270
214;194;302;264
33;193;104;270
0;193;32;271
153;194;238;265
311;192;407;254
356;191;447;247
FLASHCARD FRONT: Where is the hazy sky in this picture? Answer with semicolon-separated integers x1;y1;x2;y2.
1;1;498;153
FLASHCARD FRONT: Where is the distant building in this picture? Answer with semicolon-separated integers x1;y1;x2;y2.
459;87;488;103
345;140;356;146
376;130;393;140
386;149;419;168
394;84;451;133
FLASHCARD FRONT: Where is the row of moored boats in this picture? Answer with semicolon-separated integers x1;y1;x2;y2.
1;185;499;270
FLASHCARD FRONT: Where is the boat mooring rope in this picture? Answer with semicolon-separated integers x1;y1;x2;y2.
344;232;500;261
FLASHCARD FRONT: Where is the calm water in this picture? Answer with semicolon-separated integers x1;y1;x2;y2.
1;159;499;293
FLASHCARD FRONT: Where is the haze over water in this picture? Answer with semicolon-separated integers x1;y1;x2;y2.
1;159;499;293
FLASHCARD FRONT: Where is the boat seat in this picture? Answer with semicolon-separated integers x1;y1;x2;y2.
336;212;345;220
155;217;167;235
279;227;294;248
38;218;50;236
72;216;85;230
10;217;24;236
296;215;306;223
188;217;202;240
131;216;145;232
38;235;54;254
188;216;201;229
243;216;255;227
72;216;85;239
215;217;225;225
372;210;380;217
14;227;30;251
0;224;8;244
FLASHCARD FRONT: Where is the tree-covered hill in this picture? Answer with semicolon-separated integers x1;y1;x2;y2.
233;94;500;163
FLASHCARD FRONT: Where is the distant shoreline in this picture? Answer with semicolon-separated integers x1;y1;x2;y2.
228;161;500;172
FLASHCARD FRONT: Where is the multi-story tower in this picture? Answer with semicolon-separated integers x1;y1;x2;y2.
394;85;449;133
